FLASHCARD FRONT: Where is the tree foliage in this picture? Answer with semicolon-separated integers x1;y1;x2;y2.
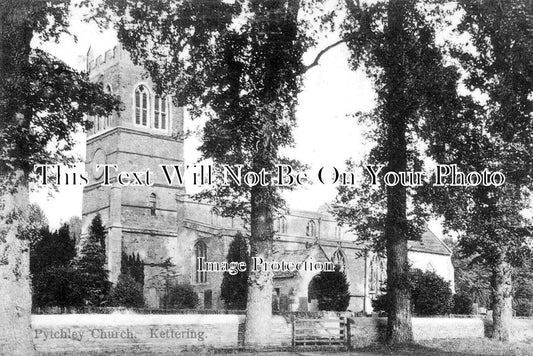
453;293;473;315
0;1;116;353
418;0;533;341
220;232;250;310
30;223;78;308
311;267;350;312
121;252;144;287
162;284;199;310
513;260;533;317
108;273;145;308
73;214;110;306
372;268;453;316
89;0;332;344
30;224;75;275
410;269;453;316
1;45;119;185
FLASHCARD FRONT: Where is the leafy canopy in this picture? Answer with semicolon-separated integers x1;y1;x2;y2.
421;0;533;267
87;0;332;218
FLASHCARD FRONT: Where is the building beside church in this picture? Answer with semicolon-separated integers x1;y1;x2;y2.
82;45;454;314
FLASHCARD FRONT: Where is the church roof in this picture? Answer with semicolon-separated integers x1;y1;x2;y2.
408;227;452;256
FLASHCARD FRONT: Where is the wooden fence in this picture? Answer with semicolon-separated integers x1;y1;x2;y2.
291;315;351;348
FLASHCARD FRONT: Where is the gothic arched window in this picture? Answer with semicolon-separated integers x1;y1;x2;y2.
335;225;342;240
369;255;386;293
149;193;157;216
277;216;287;234
134;84;150;127
332;248;346;271
306;220;316;237
210;209;220;226
195;241;207;283
154;95;168;130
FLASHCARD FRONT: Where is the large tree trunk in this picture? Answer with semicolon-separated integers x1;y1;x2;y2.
244;185;274;346
0;173;35;356
0;2;36;355
243;0;300;346
491;258;513;341
384;136;413;344
385;224;412;344
384;0;413;344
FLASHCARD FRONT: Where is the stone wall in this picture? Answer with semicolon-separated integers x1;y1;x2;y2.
32;314;533;353
32;314;239;353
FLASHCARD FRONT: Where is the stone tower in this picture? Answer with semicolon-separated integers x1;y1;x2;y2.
82;45;185;305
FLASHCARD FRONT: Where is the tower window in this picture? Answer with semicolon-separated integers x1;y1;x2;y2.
149;193;157;216
104;84;113;128
195;241;207;283
134;85;149;127
154;95;168;130
306;220;316;237
335;225;342;240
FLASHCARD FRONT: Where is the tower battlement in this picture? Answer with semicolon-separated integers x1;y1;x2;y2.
86;45;126;74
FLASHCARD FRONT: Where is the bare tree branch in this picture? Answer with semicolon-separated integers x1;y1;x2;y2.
304;38;346;73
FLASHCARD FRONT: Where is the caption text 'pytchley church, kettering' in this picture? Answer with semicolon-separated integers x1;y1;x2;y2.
82;44;454;313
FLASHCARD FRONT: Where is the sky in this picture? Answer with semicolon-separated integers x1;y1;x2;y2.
29;3;446;238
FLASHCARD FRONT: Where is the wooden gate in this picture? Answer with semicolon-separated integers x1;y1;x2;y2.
291;315;350;348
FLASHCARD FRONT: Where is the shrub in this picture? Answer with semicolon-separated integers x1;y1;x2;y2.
162;284;199;309
108;274;145;308
220;232;249;310
411;269;453;316
312;266;351;311
371;268;453;316
453;293;473;314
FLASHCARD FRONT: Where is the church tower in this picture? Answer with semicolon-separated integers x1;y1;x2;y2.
82;45;185;305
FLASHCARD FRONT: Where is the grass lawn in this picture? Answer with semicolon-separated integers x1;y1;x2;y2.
37;339;533;356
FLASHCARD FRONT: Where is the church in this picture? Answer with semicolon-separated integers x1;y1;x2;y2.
81;44;454;314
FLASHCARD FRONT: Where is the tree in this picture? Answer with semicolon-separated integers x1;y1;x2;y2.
90;0;331;346
420;0;533;341
121;252;144;287
448;242;492;308
339;0;459;343
30;224;77;308
32;265;81;308
30;224;76;275
73;214;110;306
312;267;350;312
0;1;119;352
220;232;250;310
162;284;199;310
24;204;49;247
108;274;145;308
